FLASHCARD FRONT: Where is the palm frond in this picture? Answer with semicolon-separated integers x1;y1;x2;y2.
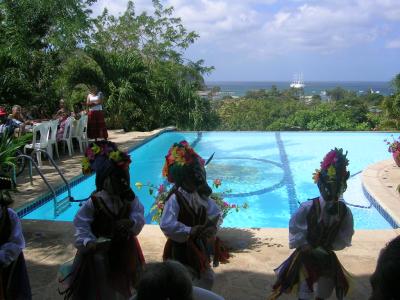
0;134;31;173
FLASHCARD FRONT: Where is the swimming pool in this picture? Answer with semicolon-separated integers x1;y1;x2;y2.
23;131;396;229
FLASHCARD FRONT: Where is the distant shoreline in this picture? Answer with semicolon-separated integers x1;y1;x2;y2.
206;80;390;83
205;80;393;97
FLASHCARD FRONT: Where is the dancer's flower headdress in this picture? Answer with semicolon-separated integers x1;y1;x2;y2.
82;141;131;175
162;140;205;183
312;148;350;202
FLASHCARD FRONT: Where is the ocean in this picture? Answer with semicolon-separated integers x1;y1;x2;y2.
205;81;393;97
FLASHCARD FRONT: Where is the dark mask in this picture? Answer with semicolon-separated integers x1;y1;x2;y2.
190;163;212;197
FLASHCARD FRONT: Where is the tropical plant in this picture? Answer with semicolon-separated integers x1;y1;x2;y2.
0;134;32;179
136;178;248;223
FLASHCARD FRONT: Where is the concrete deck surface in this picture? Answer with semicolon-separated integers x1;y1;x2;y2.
23;222;398;300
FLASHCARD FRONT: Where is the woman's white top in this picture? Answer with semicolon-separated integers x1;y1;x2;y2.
160;187;222;243
87;93;103;111
0;208;25;267
289;196;354;250
73;190;145;247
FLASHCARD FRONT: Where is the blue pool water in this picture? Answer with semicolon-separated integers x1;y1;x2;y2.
24;131;396;229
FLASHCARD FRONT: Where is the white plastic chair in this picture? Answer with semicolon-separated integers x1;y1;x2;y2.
47;119;60;159
71;115;88;153
24;122;50;166
59;117;74;156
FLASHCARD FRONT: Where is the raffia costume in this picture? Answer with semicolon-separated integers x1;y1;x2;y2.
59;141;145;299
0;177;31;300
159;141;222;290
270;148;354;300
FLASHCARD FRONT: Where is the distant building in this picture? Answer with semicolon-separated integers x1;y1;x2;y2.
197;90;210;99
368;106;383;114
320;91;330;102
300;95;313;105
211;91;235;100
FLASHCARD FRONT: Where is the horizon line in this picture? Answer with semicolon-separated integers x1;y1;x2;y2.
205;80;391;83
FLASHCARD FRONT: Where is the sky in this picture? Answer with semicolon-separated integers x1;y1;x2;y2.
91;0;400;82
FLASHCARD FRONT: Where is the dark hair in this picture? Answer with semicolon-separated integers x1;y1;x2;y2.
136;261;193;300
370;235;400;300
0;177;14;207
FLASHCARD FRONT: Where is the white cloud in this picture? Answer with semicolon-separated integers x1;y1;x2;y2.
256;3;375;54
90;0;400;59
387;38;400;49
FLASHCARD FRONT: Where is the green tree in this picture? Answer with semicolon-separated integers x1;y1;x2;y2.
326;87;347;101
57;1;213;131
0;0;94;108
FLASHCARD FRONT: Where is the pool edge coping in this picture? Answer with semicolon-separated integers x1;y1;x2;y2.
362;159;400;229
16;126;177;219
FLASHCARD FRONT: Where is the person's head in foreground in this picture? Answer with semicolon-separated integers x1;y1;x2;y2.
370;235;400;300
82;140;134;202
0;176;14;208
162;140;212;197
136;260;193;300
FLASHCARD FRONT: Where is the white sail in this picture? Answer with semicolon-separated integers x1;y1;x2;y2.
290;73;305;89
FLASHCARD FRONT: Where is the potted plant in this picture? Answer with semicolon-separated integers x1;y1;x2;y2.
385;135;400;167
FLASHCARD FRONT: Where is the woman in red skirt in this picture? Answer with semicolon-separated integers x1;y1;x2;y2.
86;85;108;141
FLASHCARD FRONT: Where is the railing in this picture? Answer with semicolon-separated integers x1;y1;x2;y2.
16;149;73;217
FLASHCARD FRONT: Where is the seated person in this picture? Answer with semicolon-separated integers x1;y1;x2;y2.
0;176;31;300
9;105;31;135
270;148;354;300
53;99;70;120
56;110;70;142
135;260;225;300
160;141;222;290
370;235;400;300
59;141;145;300
0;107;19;138
9;105;27;125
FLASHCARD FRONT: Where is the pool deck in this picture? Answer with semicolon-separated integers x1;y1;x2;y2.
23;221;399;300
362;158;400;225
13;130;400;299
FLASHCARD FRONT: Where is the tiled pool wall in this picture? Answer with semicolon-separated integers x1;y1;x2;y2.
362;184;399;228
16;128;176;219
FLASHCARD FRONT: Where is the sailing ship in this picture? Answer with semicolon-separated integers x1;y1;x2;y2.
290;73;305;89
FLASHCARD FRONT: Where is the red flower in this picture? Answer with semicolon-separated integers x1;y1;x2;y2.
180;140;190;147
158;184;165;193
213;178;222;187
321;150;337;169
